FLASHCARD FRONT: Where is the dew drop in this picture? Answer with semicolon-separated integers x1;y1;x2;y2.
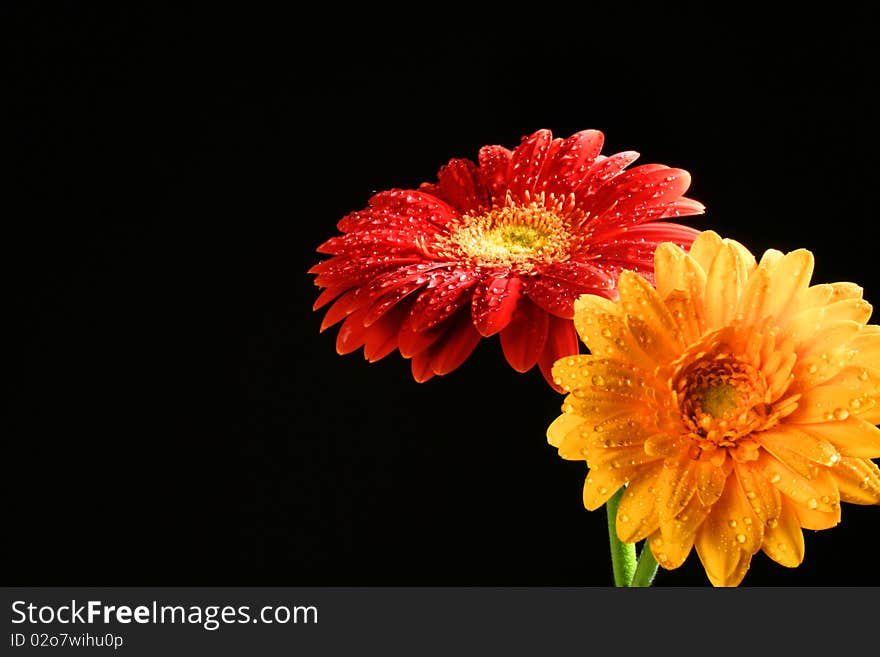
807;498;818;509
767;518;779;529
735;534;746;544
745;491;757;499
770;473;781;484
591;374;606;386
833;408;850;421
594;425;604;433
807;363;818;375
728;519;738;528
820;495;831;504
620;514;630;523
850;398;862;410
600;328;612;338
598;486;608;495
859;370;870;381
743;517;753;526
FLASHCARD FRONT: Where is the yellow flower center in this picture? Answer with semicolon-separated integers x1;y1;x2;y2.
433;192;578;272
674;354;775;450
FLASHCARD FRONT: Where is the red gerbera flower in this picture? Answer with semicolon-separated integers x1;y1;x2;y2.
310;128;705;388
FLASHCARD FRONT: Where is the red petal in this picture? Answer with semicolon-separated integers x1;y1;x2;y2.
539;260;617;292
363;280;424;326
411;352;436;383
523;277;586;319
507;129;554;200
354;262;450;309
363;302;410;362
320;289;363;331
471;275;522;336
335;306;370;354
429;313;483;375
311;255;423;289
312;284;348;311
500;297;549;372
407;268;481;331
538;316;580;392
419;158;489;213
540;129;605;195
398;314;446;358
477;145;513;203
585;167;699;235
338;189;459;232
574;150;640;197
317;228;424;257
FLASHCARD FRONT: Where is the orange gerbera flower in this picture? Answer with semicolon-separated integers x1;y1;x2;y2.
547;231;880;586
311;129;703;389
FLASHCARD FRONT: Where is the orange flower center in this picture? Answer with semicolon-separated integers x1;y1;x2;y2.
434;192;578;272
674;355;775;452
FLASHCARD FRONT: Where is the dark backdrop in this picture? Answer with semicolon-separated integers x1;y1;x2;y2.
9;3;879;586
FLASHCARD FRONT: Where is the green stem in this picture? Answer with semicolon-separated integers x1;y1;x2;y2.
605;487;636;586
630;539;659;587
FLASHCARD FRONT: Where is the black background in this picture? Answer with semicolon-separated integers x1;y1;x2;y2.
8;3;880;586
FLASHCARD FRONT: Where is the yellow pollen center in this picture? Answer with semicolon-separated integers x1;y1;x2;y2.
673;353;777;451
700;382;741;419
432;194;577;272
484;224;547;254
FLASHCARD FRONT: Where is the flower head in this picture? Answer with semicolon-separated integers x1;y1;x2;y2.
547;231;880;586
311;129;704;388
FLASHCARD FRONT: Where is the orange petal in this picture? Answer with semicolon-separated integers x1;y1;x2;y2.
585;443;661;471
617;270;680;359
762;249;815;324
786;300;873;348
653;242;687;301
644;433;684;457
695;460;727;506
654;454;697;521
786;381;867;424
704;242;747;331
561;389;650;422
654;493;710;570
734;462;782;527
719;472;764;555
695;499;750;586
828;281;864;302
616;463;663;543
758;452;839;512
546;413;584;448
687;230;724;275
550;355;655;401
848;326;880;369
664;289;704;346
831;457;880;504
797;418;880;459
571;295;658;372
792;501;840;530
761;500;805;568
736;264;770;330
582;466;640;511
755;426;840;467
